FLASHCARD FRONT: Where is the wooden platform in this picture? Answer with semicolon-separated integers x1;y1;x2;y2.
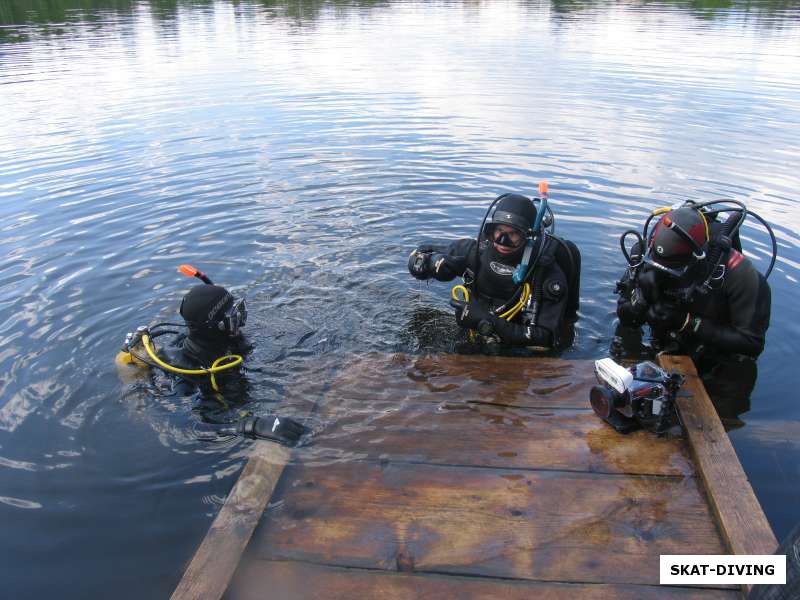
172;354;777;599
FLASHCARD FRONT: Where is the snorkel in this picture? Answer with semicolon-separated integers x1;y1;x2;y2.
178;263;214;285
513;181;548;284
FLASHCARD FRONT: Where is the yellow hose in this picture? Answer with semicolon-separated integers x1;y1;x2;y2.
697;209;710;241
498;283;530;321
141;334;242;392
451;285;470;303
451;282;531;324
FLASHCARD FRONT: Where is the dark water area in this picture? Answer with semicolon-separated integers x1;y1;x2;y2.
1;0;799;597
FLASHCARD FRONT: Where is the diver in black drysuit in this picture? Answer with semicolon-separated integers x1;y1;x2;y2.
117;276;306;445
408;193;581;350
614;205;772;427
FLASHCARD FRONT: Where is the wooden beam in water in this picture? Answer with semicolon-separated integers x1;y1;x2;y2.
170;441;290;600
657;355;778;557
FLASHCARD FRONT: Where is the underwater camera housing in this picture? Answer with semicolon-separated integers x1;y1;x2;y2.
590;358;684;435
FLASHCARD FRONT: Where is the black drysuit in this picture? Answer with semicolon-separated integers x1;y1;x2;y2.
617;248;771;359
420;235;580;349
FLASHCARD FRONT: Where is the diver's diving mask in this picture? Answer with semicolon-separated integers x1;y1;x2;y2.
219;297;247;336
488;224;527;249
642;254;692;279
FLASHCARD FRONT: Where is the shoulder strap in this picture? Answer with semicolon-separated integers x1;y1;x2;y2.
463;240;481;287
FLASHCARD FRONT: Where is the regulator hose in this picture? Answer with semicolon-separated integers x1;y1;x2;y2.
141;333;242;392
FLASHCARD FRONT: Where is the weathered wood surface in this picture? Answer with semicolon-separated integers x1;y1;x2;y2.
658;355;778;559
227;560;740;600
170;441;290;600
245;460;725;586
175;353;770;599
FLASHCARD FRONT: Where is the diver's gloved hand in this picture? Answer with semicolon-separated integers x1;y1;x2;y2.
449;299;494;334
239;415;307;447
617;286;648;327
408;248;433;280
646;302;689;333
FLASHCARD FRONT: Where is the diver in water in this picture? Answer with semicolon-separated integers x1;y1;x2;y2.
115;265;306;446
407;184;581;350
613;201;776;427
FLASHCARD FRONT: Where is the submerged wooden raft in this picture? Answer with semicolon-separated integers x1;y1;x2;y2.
172;354;777;599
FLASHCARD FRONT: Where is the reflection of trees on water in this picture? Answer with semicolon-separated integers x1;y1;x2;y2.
252;0;390;27
547;0;799;23
0;0;389;26
1;0;797;30
0;0;395;43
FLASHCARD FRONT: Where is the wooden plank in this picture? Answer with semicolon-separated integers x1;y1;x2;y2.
170;357;339;599
228;560;740;599
325;353;597;409
315;399;693;476
170;441;291;600
657;355;778;557
248;460;726;586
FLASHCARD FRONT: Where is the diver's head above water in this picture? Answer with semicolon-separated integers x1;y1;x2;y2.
482;193;537;261
644;206;710;282
179;283;247;343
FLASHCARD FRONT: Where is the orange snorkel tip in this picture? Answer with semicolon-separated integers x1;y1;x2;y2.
178;264;198;278
178;264;213;285
538;181;549;196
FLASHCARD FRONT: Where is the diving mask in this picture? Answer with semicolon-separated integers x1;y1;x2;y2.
219;297;247;336
490;225;526;249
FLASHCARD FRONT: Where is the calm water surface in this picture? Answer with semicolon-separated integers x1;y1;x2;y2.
1;1;799;597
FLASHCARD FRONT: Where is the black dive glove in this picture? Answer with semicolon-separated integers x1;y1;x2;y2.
408;244;467;282
646;302;690;334
449;299;494;336
408;248;432;280
617;286;648;327
239;415;307;447
450;299;554;347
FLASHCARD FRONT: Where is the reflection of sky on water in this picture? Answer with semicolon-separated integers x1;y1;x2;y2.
6;2;799;230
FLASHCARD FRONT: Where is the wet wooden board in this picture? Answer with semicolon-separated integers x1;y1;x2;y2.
313;399;693;476
322;353;597;409
228;560;740;600
658;355;778;558
307;354;692;476
244;460;724;586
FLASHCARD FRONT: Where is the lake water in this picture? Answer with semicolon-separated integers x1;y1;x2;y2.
1;0;799;597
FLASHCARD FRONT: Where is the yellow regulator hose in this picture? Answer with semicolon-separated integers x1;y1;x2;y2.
451;281;532;333
141;334;242;392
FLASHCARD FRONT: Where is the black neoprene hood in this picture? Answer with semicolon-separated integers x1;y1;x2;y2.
179;284;233;327
487;193;537;235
